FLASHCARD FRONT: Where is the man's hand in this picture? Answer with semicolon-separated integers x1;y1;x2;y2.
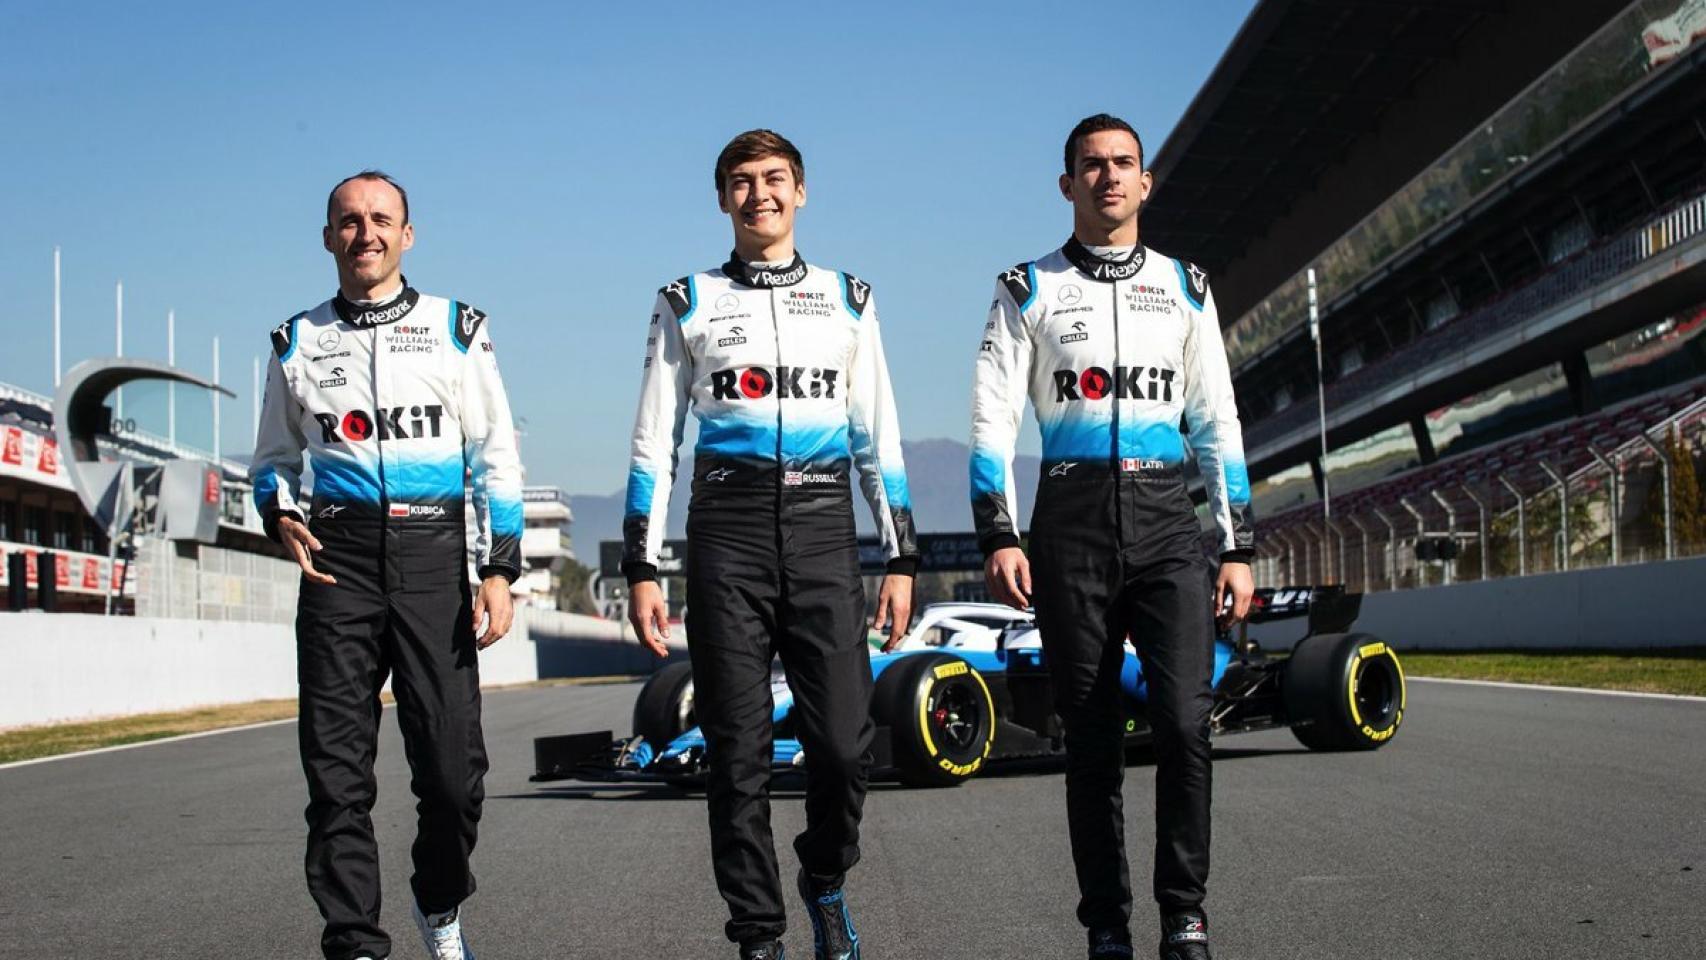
1214;561;1255;631
628;580;671;659
874;573;915;652
277;515;336;585
472;576;514;649
984;546;1031;610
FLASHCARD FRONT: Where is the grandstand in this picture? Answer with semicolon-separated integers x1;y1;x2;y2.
1148;0;1706;592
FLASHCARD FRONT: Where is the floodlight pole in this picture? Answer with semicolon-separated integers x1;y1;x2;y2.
1497;474;1527;576
1309;268;1331;554
1372;507;1398;590
1400;496;1427;588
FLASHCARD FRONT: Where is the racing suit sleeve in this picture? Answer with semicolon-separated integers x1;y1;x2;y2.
459;309;525;583
969;275;1033;556
621;289;692;584
1179;269;1256;562
845;287;919;575
249;345;307;543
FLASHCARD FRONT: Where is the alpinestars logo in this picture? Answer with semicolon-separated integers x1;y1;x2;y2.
710;366;840;400
705;467;735;482
1000;267;1030;292
717;326;748;348
1049;462;1078;477
314;404;445;442
1052;366;1176;402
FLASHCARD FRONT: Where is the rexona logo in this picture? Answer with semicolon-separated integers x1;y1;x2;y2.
1052;366;1176;402
710;366;840;400
314;404;446;442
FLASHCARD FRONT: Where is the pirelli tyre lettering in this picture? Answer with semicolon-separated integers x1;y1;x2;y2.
873;653;997;787
1283;631;1406;751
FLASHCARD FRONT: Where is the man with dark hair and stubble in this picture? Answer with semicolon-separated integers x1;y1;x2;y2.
968;115;1256;960
251;170;523;960
623;129;919;960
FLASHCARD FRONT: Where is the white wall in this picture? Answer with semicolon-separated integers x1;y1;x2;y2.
0;610;546;730
1248;555;1706;651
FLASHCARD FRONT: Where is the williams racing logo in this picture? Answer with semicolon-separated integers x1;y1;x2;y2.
1053;366;1176;403
711;365;841;400
314;404;445;443
387;324;437;354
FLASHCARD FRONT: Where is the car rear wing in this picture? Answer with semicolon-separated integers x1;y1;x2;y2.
1246;585;1362;635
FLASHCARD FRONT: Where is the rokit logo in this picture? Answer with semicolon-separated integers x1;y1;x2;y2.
783;289;834;318
317;366;348;389
1052;366;1176;402
313;404;445;442
387;324;436;354
710;365;841;400
717;326;748;348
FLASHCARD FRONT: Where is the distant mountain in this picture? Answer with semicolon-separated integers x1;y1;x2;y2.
568;439;1039;558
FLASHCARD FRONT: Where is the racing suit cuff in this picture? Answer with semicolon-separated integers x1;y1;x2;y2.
622;562;659;585
1219;549;1254;565
262;508;303;544
478;564;518;585
979;532;1021;557
885;556;920;577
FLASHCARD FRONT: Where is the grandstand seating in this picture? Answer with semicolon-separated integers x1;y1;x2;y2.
1255;377;1706;543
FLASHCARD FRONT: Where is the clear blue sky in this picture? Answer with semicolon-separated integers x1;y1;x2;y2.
0;0;1256;495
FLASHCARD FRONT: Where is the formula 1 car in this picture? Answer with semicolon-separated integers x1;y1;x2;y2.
531;585;1406;788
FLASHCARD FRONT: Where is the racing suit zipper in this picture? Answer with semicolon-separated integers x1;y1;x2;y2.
770;286;787;554
370;326;393;594
1111;280;1125;551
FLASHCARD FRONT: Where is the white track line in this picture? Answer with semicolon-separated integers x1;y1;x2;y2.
1411;675;1706;703
0;717;300;771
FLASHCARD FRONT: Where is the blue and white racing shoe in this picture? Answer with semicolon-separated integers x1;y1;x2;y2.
796;870;860;960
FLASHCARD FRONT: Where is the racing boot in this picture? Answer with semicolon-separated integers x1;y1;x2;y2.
412;901;475;960
739;941;786;960
797;869;860;960
1087;927;1134;958
1158;910;1211;960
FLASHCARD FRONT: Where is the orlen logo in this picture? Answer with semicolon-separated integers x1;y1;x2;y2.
1053;366;1176;402
314;404;445;443
711;366;841;400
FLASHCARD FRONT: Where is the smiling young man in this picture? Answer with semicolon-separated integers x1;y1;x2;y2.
968;115;1256;960
250;170;522;960
623;129;918;960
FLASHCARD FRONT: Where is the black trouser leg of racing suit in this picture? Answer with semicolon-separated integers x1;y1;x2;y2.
297;522;488;960
1029;471;1216;932
685;492;872;946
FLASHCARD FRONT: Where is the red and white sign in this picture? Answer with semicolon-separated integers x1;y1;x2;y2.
204;469;221;504
0;542;132;598
0;425;72;491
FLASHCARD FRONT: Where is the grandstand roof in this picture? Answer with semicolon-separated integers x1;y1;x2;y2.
1143;0;1493;272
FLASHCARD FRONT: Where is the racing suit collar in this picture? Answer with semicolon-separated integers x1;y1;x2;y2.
722;251;809;289
333;277;421;327
1062;236;1147;283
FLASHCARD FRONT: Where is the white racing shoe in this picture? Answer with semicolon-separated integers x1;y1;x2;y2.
412;901;475;960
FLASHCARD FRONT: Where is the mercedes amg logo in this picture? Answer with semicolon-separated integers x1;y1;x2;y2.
715;293;739;312
1059;284;1083;306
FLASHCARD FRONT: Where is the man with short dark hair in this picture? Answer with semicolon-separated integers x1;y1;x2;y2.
624;129;918;960
251;169;522;960
969;115;1255;960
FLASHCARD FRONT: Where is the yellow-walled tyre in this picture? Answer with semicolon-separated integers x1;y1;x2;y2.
1283;633;1405;751
873;654;997;787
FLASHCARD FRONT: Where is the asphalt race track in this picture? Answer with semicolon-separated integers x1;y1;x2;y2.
3;678;1703;959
